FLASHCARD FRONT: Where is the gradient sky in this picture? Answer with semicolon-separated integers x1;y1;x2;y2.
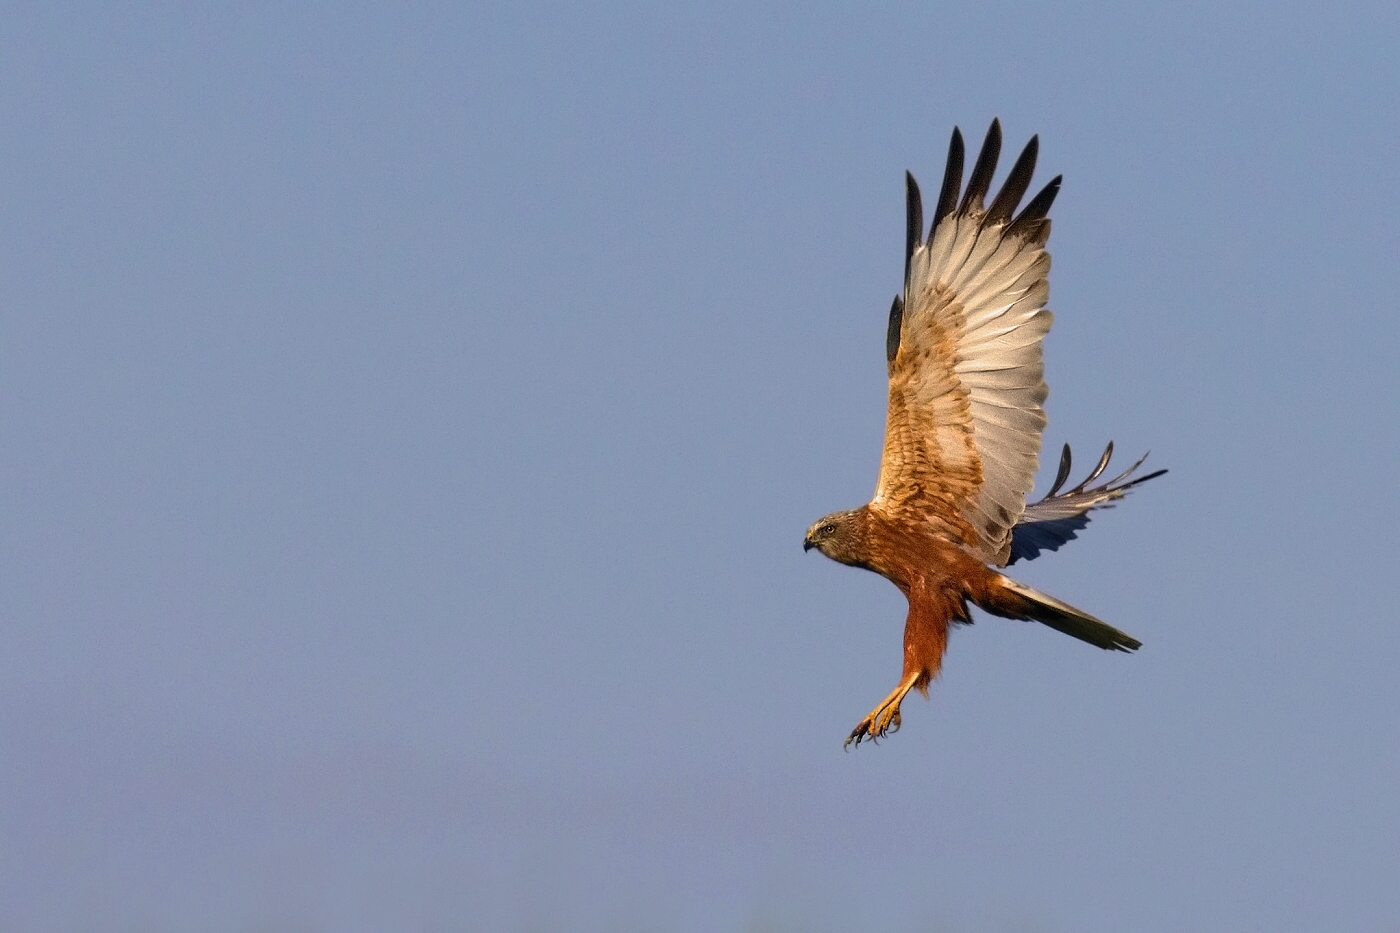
3;3;1399;932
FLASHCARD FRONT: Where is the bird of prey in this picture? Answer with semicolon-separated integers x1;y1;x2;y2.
804;120;1164;748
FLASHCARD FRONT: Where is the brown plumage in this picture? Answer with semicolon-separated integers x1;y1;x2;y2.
805;121;1164;748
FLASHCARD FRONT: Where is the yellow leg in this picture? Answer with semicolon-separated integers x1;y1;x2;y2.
844;671;922;748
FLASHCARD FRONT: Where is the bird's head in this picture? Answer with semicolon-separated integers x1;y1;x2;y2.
803;509;865;565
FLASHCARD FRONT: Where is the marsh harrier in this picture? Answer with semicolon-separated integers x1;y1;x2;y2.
804;120;1163;747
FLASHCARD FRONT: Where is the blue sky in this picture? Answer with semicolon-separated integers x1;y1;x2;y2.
3;3;1398;931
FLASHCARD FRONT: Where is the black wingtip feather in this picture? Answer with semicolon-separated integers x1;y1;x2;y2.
1009;175;1061;236
1124;468;1169;489
904;171;922;286
1070;441;1116;493
1046;443;1073;498
986;134;1039;223
930;127;965;239
885;295;904;363
959;119;1002;214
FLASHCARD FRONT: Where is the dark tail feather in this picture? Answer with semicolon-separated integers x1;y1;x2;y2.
980;575;1142;652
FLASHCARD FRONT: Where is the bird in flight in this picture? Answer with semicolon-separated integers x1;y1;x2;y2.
804;120;1164;748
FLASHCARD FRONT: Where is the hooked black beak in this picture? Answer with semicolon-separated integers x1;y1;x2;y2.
803;537;815;552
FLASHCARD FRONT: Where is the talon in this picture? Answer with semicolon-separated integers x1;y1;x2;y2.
843;720;872;749
846;672;921;748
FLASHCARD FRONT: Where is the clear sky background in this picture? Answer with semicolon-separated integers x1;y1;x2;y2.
3;3;1398;932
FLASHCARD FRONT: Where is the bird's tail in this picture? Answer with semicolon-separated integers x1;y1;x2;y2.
977;574;1142;652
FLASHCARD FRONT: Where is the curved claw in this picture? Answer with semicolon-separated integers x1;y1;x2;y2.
844;721;874;749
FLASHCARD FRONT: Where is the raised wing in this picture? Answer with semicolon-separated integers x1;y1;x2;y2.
873;120;1063;564
1008;442;1167;564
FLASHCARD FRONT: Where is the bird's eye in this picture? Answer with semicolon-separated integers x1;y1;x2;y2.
820;524;836;536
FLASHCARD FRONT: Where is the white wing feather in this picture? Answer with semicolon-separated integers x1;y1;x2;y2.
873;125;1056;564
